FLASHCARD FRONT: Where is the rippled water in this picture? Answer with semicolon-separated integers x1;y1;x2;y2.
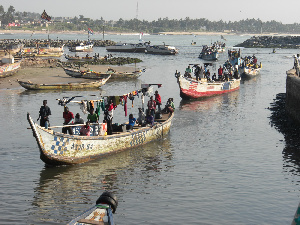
0;33;300;224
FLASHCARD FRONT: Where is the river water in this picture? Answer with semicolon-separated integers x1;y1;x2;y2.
0;33;299;224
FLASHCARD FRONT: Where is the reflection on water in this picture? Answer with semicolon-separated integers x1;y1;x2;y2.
179;90;240;112
29;137;172;224
269;93;300;176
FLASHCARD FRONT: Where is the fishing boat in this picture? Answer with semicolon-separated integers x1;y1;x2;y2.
64;54;95;62
0;56;22;78
68;192;118;225
198;45;219;61
17;75;110;90
63;67;83;78
145;43;178;55
175;63;240;99
239;55;262;79
69;42;93;52
27;84;174;165
63;67;144;79
106;42;150;53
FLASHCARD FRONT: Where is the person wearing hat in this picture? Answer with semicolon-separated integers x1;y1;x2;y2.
62;106;74;135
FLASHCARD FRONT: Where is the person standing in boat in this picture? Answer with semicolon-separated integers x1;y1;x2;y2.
62;106;74;135
154;91;162;112
38;100;51;129
147;96;156;117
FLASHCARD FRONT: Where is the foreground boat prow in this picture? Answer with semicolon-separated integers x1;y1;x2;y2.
68;191;118;225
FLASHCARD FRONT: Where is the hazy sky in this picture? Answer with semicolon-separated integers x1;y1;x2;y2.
1;0;299;24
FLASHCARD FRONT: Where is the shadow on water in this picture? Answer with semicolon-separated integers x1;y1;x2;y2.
268;93;300;172
28;136;173;224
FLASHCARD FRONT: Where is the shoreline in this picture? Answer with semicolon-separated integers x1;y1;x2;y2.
0;64;138;90
1;29;300;36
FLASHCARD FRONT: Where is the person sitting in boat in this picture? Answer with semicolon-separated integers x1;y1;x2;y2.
137;108;146;126
145;110;154;127
184;65;192;78
80;121;91;136
126;114;137;130
62;106;74;135
87;108;98;123
212;73;217;81
163;98;175;114
74;113;84;124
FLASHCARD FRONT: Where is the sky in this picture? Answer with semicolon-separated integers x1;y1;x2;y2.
1;0;300;24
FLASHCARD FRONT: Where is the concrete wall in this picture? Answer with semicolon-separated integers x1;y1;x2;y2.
286;69;300;123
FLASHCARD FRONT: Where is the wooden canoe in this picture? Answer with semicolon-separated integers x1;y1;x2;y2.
0;58;22;78
27;111;174;165
18;75;110;90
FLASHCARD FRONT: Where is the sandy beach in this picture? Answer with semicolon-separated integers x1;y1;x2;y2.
0;64;137;90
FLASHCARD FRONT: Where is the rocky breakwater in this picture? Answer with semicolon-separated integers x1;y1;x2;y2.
286;68;300;123
235;36;300;48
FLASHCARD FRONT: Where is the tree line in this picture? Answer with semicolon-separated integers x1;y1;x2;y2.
1;5;300;34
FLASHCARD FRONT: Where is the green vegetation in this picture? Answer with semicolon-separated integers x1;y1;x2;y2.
1;5;300;34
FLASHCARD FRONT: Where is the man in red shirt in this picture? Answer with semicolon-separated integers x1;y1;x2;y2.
62;106;74;135
154;91;162;112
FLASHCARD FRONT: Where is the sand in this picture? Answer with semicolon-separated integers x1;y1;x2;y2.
0;64;137;90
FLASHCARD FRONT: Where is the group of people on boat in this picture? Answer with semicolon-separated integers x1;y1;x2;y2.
183;63;240;82
38;87;175;137
241;55;262;69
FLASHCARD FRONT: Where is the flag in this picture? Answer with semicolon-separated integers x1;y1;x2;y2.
41;10;51;21
88;28;94;35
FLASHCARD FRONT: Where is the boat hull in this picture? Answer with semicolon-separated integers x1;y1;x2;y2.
177;76;240;99
27;113;173;165
18;76;110;90
240;67;261;78
0;59;22;78
199;52;219;61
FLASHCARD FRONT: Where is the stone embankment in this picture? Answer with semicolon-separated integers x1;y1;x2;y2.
286;69;300;123
0;39;116;48
235;36;300;48
20;56;142;68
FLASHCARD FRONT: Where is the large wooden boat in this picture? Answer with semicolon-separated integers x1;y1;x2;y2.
63;67;83;78
27;85;174;165
0;56;22;78
64;54;103;62
18;75;110;90
106;42;150;53
175;64;240;99
68;192;118;225
239;56;262;79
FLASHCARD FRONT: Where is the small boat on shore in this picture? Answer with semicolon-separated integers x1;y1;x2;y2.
64;54;96;62
145;43;178;55
175;63;240;99
68;192;118;225
18;75;110;90
27;84;174;165
0;56;22;78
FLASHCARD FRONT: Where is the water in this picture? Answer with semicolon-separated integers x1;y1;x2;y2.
0;33;299;224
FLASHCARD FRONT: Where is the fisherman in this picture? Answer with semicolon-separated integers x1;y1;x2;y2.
62;106;74;135
218;66;223;80
126;114;137;130
87;108;98;123
154;90;162;112
147;96;156;117
38;100;51;129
